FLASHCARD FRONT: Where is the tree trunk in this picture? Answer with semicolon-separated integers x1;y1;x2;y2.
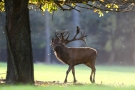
4;0;34;84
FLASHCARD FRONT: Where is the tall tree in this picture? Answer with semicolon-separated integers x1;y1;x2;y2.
4;0;34;84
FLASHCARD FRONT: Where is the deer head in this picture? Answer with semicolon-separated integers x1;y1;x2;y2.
53;26;87;45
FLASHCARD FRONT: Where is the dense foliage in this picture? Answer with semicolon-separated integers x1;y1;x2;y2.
1;0;135;15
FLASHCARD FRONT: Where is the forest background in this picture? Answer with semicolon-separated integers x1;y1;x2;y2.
0;9;135;65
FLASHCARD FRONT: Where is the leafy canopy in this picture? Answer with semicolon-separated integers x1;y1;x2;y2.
0;0;135;16
0;0;4;12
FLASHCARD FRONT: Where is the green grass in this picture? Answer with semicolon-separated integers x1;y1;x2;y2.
0;84;135;90
0;62;135;90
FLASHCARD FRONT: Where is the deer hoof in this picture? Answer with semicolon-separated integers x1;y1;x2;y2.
90;77;92;82
74;80;77;83
92;80;95;83
64;80;67;83
91;80;95;84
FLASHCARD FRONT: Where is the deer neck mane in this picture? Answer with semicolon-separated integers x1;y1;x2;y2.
54;44;68;53
54;45;69;64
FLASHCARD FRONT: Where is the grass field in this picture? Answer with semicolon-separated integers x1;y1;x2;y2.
0;62;135;90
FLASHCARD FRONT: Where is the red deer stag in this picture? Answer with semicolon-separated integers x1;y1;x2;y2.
51;26;97;83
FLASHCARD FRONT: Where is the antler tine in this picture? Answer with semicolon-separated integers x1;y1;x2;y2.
59;30;70;43
55;32;58;39
75;30;87;43
72;26;80;40
81;31;87;44
62;30;70;40
55;31;61;39
77;26;80;34
55;26;87;44
66;26;87;44
60;32;64;41
81;30;87;37
61;30;67;36
63;31;69;37
60;31;66;40
65;32;70;40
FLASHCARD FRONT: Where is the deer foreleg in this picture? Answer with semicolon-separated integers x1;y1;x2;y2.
85;63;94;83
72;67;77;83
64;65;72;83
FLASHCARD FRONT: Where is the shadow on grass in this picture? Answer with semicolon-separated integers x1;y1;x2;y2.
35;80;102;86
1;80;135;89
0;80;111;87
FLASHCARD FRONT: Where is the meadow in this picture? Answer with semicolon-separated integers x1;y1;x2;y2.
0;62;135;90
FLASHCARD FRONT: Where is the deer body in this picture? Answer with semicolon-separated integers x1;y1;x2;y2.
54;46;97;65
51;26;97;83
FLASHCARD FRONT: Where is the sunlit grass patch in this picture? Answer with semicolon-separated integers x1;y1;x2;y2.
0;62;6;79
34;64;135;87
0;84;135;90
0;62;135;90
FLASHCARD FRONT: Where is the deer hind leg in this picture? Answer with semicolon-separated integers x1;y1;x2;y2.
64;64;73;83
85;63;96;83
86;63;93;83
91;64;96;83
72;66;77;83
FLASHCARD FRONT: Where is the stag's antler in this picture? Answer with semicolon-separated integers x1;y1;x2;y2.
55;30;70;42
59;26;87;44
55;32;60;39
